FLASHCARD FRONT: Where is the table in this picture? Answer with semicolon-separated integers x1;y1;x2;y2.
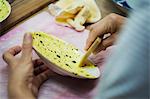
0;0;56;35
0;0;125;36
0;0;125;99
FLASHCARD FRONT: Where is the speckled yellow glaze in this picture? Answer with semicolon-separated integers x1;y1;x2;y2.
0;0;11;22
32;32;100;79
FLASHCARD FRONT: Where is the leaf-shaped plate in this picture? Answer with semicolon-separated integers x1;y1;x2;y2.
32;32;100;79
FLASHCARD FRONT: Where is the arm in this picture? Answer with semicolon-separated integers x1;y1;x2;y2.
3;34;55;99
95;0;149;99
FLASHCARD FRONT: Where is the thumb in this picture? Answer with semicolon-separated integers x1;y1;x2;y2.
93;33;117;54
21;33;33;61
84;25;104;51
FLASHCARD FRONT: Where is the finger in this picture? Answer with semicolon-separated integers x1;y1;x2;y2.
86;25;92;30
93;33;117;54
84;22;106;51
3;46;22;64
34;65;49;76
85;30;103;51
103;33;117;48
93;43;105;55
86;21;99;31
33;69;57;88
21;33;33;61
33;59;44;68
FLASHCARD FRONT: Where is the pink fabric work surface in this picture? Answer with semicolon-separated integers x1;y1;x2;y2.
0;11;111;99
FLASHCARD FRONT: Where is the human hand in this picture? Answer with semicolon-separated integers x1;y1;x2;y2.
85;13;126;53
3;33;55;99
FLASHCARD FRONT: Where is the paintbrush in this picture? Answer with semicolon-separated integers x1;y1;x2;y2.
79;37;102;66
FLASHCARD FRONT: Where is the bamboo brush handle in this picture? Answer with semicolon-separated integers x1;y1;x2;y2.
79;37;102;66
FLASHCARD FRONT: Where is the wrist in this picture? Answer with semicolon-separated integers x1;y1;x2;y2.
8;79;35;99
8;87;35;99
108;13;126;32
8;92;35;99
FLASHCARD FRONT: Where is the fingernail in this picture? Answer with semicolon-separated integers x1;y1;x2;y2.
24;33;32;43
84;46;88;51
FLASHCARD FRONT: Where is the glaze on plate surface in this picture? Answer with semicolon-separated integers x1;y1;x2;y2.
0;0;11;22
32;32;100;79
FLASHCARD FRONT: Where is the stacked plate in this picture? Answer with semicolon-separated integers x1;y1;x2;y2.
0;0;11;22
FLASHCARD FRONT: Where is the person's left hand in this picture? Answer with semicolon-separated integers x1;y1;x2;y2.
3;33;56;99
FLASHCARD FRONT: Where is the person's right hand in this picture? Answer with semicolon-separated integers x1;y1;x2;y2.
85;13;126;53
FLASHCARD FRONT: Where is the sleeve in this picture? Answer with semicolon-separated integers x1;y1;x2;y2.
94;1;150;99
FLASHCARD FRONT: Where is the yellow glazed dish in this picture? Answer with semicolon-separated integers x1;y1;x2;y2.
32;32;100;79
0;0;11;22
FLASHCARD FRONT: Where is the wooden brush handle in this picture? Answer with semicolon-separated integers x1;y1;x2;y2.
79;37;102;66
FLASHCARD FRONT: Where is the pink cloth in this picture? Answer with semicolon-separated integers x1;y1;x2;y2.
0;12;111;99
